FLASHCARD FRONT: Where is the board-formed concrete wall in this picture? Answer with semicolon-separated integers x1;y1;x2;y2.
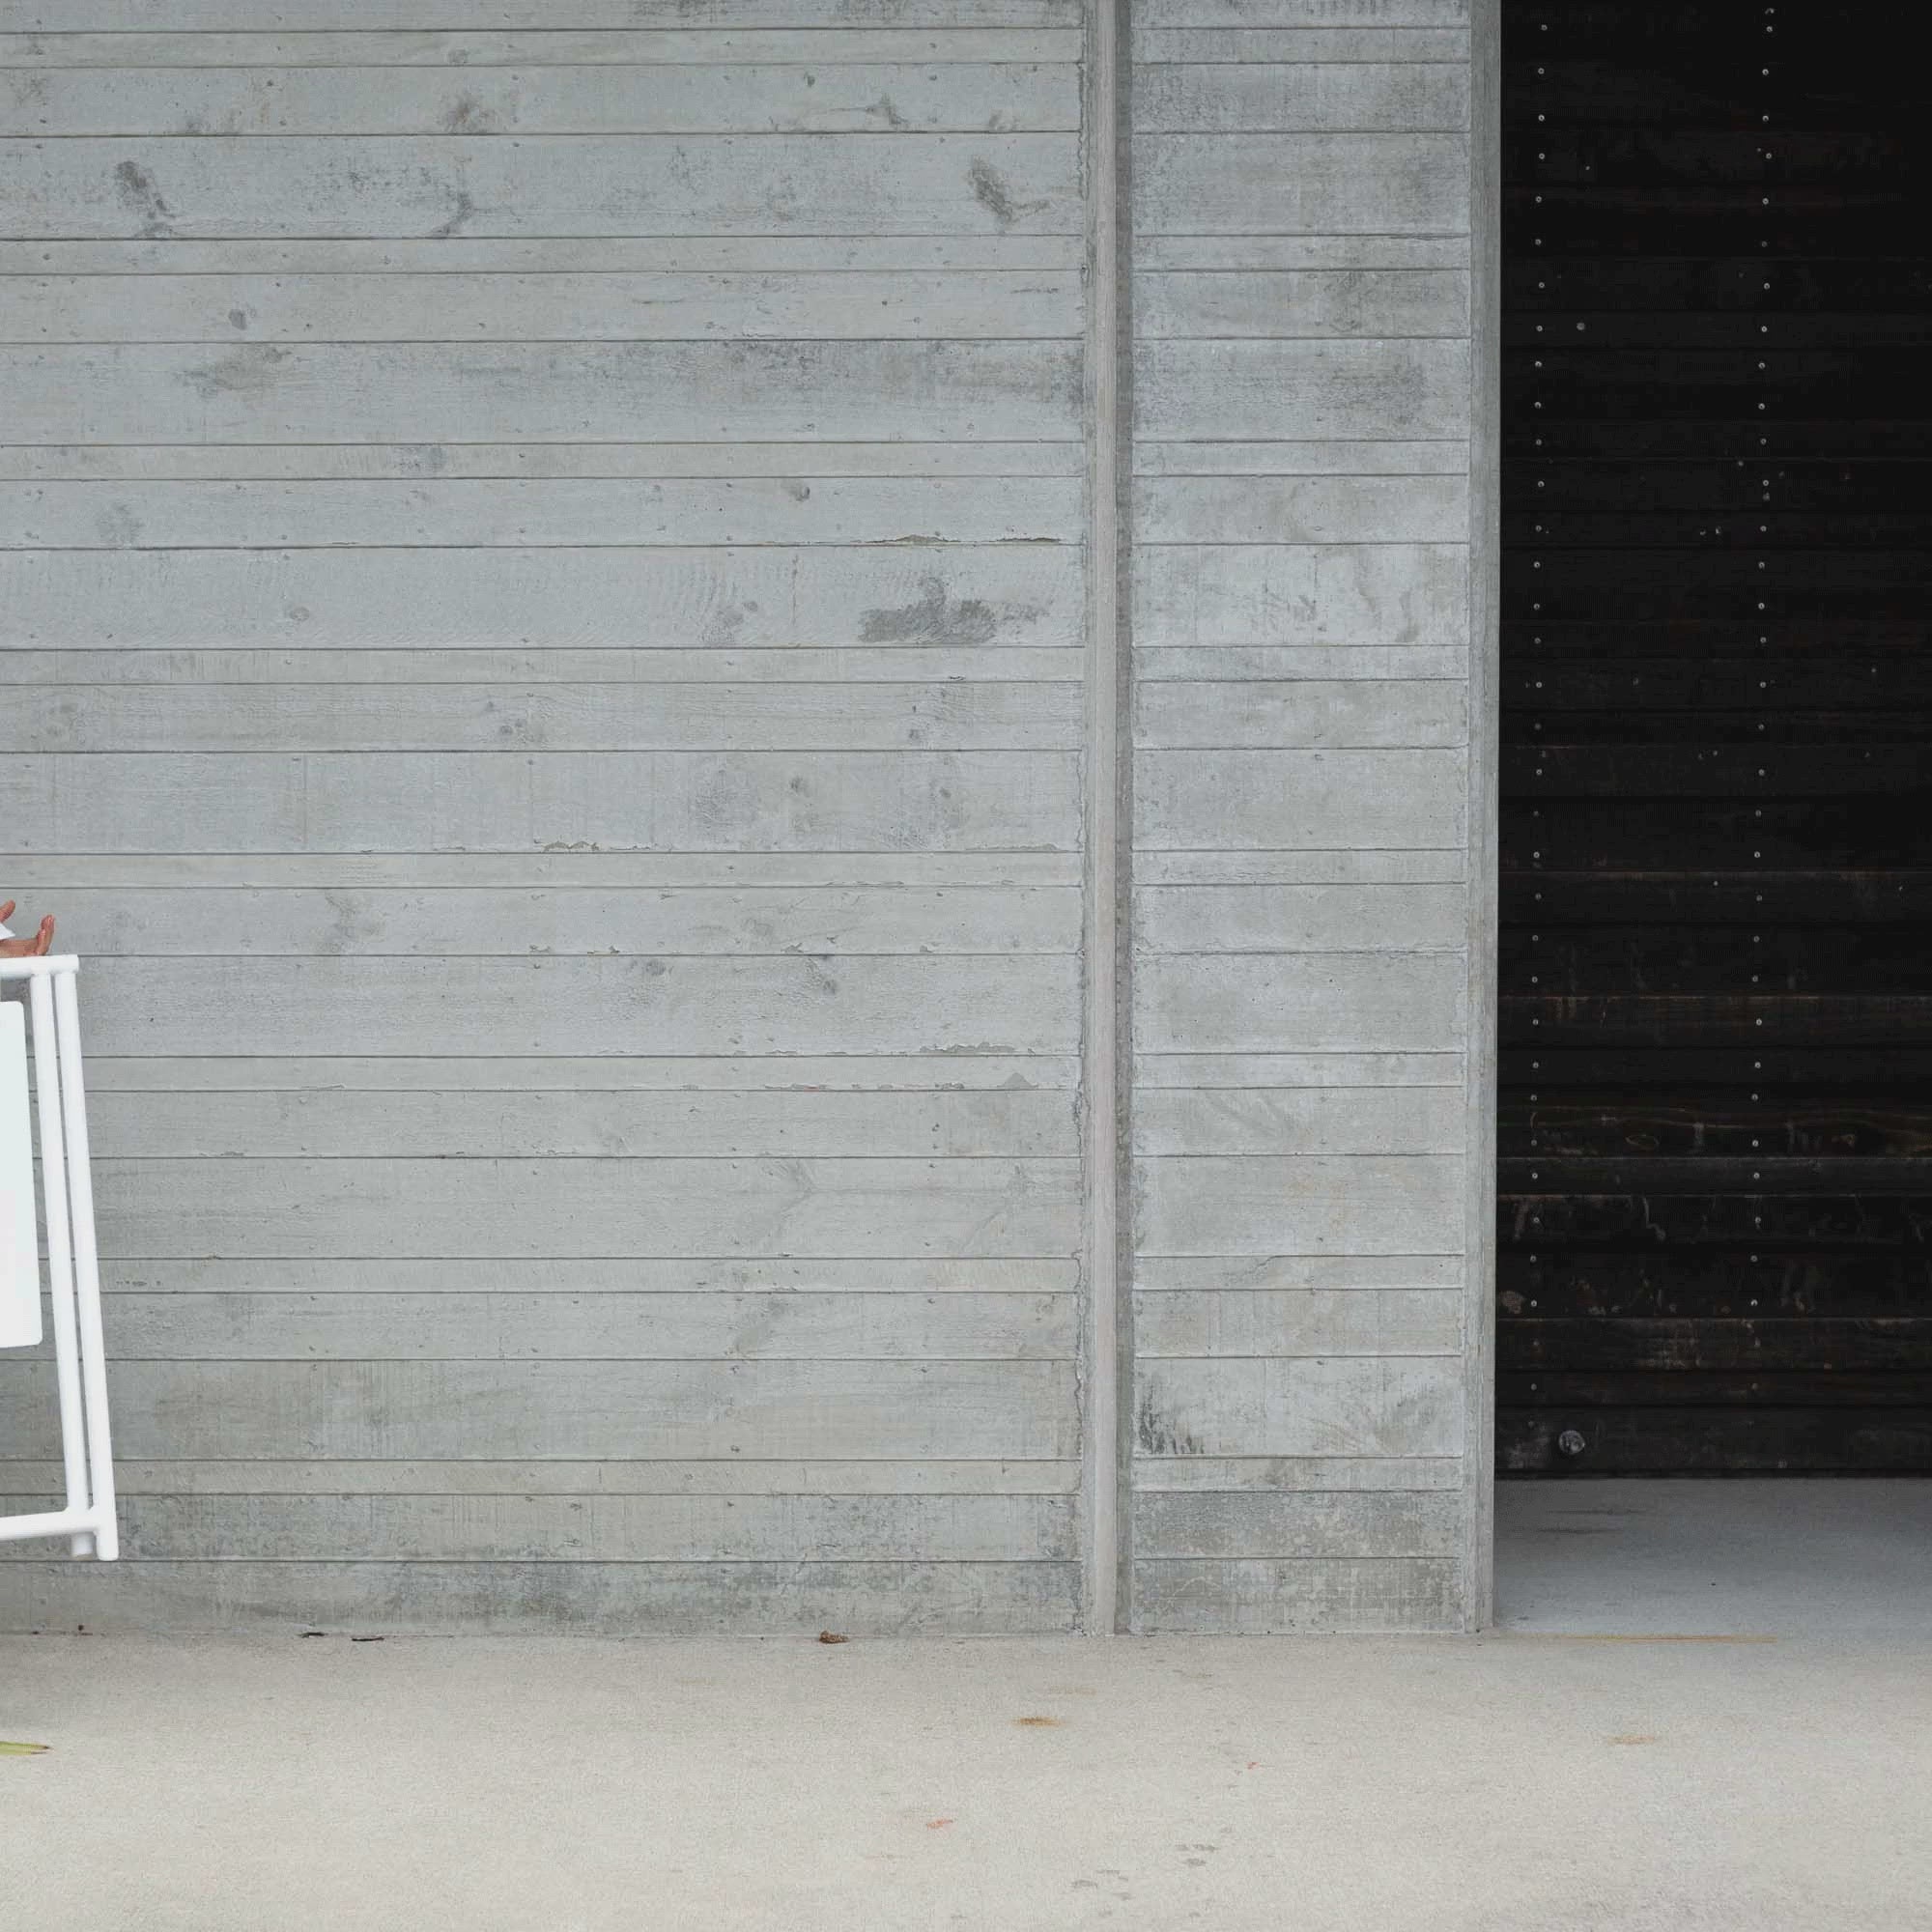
0;0;1492;1634
1122;0;1492;1632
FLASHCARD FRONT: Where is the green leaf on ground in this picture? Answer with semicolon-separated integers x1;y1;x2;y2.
2;1740;50;1756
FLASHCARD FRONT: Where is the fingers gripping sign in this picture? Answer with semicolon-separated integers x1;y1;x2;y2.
0;901;55;959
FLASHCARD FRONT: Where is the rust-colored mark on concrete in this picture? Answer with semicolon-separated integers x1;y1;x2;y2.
1013;1716;1065;1728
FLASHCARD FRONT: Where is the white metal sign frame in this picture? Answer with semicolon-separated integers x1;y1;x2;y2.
0;955;119;1560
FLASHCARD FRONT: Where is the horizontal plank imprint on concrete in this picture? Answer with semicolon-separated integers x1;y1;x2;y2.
3;751;1084;853
1141;28;1464;63
1;271;1083;345
1133;473;1466;544
1135;679;1468;749
1137;0;1469;30
78;1290;1079;1360
39;885;1084;959
1133;1086;1464;1155
84;1088;1081;1158
0;236;1088;275
1135;132;1469;236
0;1560;1085;1636
1134;62;1469;134
1136;1154;1466;1256
96;1259;1083;1293
1135;951;1467;1053
1133;1557;1463;1634
1133;542;1469;645
1137;340;1471;440
0;1358;1082;1460
1136;1455;1463;1492
3;681;1085;753
0;341;1083;443
1135;1286;1462;1356
0;477;1084;547
1136;881;1467;952
1133;1490;1463;1559
5;855;1087;890
0;443;1086;483
0;30;1085;69
67;953;1082;1056
0;1493;1080;1563
4;134;1083;239
1136;748;1468;849
1135;1355;1465;1459
1138;271;1471;340
0;64;1080;137
0;1458;1083;1497
89;1154;1082;1257
4;647;1088;688
72;1060;1082;1098
8;546;1085;648
5;0;1084;30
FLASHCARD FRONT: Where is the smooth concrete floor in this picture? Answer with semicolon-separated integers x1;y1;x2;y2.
1498;1476;1932;1637
4;1481;1929;1932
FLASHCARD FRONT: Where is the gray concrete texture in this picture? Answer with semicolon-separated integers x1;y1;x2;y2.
1;0;1495;1637
14;1479;1927;1927
6;1619;1929;1932
1500;1478;1932;1640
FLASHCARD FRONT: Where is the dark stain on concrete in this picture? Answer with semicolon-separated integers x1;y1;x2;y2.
858;576;999;646
1135;1383;1204;1459
113;158;175;238
967;157;1046;232
95;502;142;546
440;92;498;133
430;188;478;239
179;345;291;399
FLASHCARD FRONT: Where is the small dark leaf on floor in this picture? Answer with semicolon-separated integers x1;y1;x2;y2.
817;1631;849;1645
351;1635;384;1643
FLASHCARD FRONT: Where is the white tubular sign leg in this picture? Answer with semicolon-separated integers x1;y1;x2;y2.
25;971;91;1557
54;969;117;1561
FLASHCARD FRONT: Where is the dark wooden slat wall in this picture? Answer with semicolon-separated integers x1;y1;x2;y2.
1498;2;1932;1473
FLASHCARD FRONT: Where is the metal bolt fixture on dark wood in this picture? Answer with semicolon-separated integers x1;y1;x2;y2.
1498;2;1932;1473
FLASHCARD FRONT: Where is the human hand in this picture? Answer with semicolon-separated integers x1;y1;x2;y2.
0;901;55;958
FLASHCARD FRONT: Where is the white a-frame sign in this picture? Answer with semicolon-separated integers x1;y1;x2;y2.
0;956;119;1560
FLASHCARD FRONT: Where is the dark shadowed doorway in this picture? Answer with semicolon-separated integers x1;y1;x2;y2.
1494;0;1932;1624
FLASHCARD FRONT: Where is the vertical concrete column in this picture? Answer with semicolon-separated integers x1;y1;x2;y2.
1118;0;1496;1632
